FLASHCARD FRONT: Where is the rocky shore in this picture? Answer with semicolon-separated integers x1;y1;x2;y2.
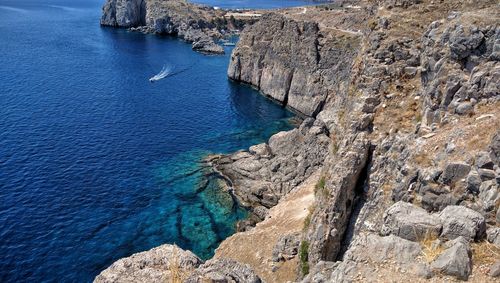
100;0;261;54
97;0;500;282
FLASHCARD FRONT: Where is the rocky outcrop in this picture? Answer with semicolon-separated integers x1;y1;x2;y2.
272;232;301;262
100;0;255;54
101;0;146;27
94;244;202;283
228;13;361;116
185;259;261;283
212;118;331;215
381;201;442;241
419;13;500;126
94;245;261;282
305;133;370;264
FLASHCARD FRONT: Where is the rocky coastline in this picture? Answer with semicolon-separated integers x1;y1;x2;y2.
96;0;500;282
100;0;262;54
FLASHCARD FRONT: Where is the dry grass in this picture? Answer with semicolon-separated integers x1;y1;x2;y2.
411;102;500;169
420;234;444;263
214;171;319;283
303;204;316;231
471;241;500;265
168;245;187;283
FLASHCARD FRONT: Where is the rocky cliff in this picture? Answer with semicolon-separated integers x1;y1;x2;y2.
97;0;500;282
227;9;364;116
100;0;259;54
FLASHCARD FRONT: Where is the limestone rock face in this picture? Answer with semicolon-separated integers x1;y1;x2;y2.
213;118;331;211
381;201;442;241
94;244;202;283
306;133;370;264
185;259;261;283
420;16;500;126
310;233;431;282
101;0;146;27
344;234;423;264
228;13;361;116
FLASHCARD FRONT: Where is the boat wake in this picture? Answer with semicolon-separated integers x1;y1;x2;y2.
48;5;84;12
149;65;172;83
0;5;28;13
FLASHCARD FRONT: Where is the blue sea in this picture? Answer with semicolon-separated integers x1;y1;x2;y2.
0;0;327;282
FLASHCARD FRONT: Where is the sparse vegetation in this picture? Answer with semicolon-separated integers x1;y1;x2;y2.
168;245;187;283
303;205;316;231
299;240;310;276
471;241;500;265
314;176;328;198
420;232;444;263
303;213;311;231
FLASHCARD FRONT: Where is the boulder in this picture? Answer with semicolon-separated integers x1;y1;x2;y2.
381;201;442;241
478;168;497;181
487;227;500;246
438;205;486;241
327;233;431;280
344;233;423;264
479;181;499;212
455;102;473;115
249;143;272;158
466;170;482;194
272;232;301;262
431;237;472;280
440;162;471;185
490;131;500;165
185;259;261;283
476;151;495;169
490;261;500;277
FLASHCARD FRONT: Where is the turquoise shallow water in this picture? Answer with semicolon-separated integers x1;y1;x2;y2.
0;0;296;282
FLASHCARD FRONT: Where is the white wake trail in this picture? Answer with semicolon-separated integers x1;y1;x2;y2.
0;6;29;13
48;5;83;12
149;65;172;82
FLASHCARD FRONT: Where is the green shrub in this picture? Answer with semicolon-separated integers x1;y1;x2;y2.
314;176;328;198
303;214;311;231
299;241;310;276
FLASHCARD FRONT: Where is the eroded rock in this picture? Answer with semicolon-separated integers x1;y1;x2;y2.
431;237;472;280
94;244;202;283
438;205;486;241
381;201;442;241
185;258;261;283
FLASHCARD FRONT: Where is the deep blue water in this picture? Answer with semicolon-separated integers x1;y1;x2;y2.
0;1;295;282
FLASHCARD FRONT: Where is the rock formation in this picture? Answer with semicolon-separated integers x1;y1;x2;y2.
94;244;261;282
100;0;259;54
97;0;500;282
227;11;363;116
